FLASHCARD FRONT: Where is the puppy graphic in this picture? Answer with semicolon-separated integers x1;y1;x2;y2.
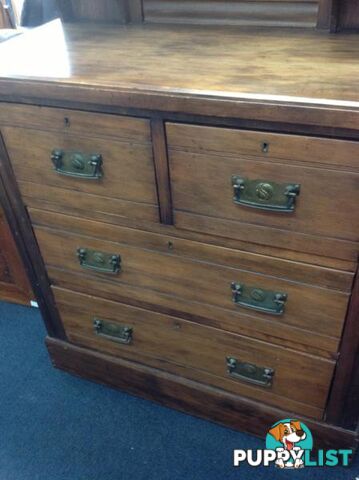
268;420;306;469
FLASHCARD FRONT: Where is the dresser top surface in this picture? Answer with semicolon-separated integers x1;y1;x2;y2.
0;20;358;114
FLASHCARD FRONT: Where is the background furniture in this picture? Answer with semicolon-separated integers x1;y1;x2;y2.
0;2;358;455
13;0;359;31
54;0;359;31
0;205;33;305
0;12;32;306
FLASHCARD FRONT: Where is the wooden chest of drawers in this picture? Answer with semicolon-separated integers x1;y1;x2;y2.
0;22;358;452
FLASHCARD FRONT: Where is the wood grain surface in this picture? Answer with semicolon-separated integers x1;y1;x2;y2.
167;122;359;169
30;219;351;344
46;337;357;451
0;23;358;130
0;133;66;338
29;208;354;292
170;150;359;237
47;336;359;451
2;126;158;215
0;105;152;142
53;287;335;414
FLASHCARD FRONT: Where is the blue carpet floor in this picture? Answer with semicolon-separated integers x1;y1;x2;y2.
0;300;358;480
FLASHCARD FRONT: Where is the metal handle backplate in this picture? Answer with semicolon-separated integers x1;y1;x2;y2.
226;356;274;388
93;318;132;345
232;175;300;212
231;282;287;315
77;248;121;274
51;150;103;179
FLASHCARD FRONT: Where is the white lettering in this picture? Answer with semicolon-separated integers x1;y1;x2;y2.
247;450;263;466
233;450;247;466
277;449;290;463
289;449;304;463
263;450;277;466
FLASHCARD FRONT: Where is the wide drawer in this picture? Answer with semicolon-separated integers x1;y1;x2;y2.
167;123;359;262
30;210;352;357
53;287;335;418
1;108;159;225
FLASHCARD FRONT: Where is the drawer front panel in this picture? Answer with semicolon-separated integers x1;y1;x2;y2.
54;287;335;414
20;182;159;226
168;149;359;242
0;105;152;143
167;123;359;170
2;126;158;218
32;222;350;342
30;208;354;292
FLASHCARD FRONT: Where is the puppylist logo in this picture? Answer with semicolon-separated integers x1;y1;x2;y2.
234;419;353;469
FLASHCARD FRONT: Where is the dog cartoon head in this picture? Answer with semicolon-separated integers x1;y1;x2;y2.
269;420;306;450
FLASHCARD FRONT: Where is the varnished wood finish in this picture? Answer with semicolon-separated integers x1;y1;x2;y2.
167;122;359;170
143;0;319;28
168;124;359;259
175;212;358;267
151;118;173;224
0;105;152;141
0;20;358;443
0;24;358;132
46;266;340;360
168;142;359;254
1;109;159;225
3;126;157;209
46;337;359;452
30;208;354;292
30;218;351;347
20;183;159;227
53;287;335;415
326;267;359;426
0;205;33;305
0;133;66;338
24;194;357;272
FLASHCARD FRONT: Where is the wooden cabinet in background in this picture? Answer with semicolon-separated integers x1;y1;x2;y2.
0;205;33;305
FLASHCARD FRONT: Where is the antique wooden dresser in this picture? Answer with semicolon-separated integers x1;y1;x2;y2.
0;0;358;453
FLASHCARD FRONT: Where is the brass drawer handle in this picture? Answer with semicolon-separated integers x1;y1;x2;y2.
226;357;274;388
232;175;300;212
51;150;103;179
93;318;133;345
77;248;121;274
231;282;287;315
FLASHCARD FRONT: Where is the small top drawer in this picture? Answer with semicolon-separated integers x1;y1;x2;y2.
0;105;159;226
167;123;359;264
0;104;152;143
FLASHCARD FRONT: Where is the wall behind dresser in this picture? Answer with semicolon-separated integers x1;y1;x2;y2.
338;0;359;30
142;0;319;27
57;0;143;23
55;0;357;30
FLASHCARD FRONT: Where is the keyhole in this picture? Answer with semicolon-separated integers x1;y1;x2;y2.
261;142;269;153
64;117;70;127
167;241;174;251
